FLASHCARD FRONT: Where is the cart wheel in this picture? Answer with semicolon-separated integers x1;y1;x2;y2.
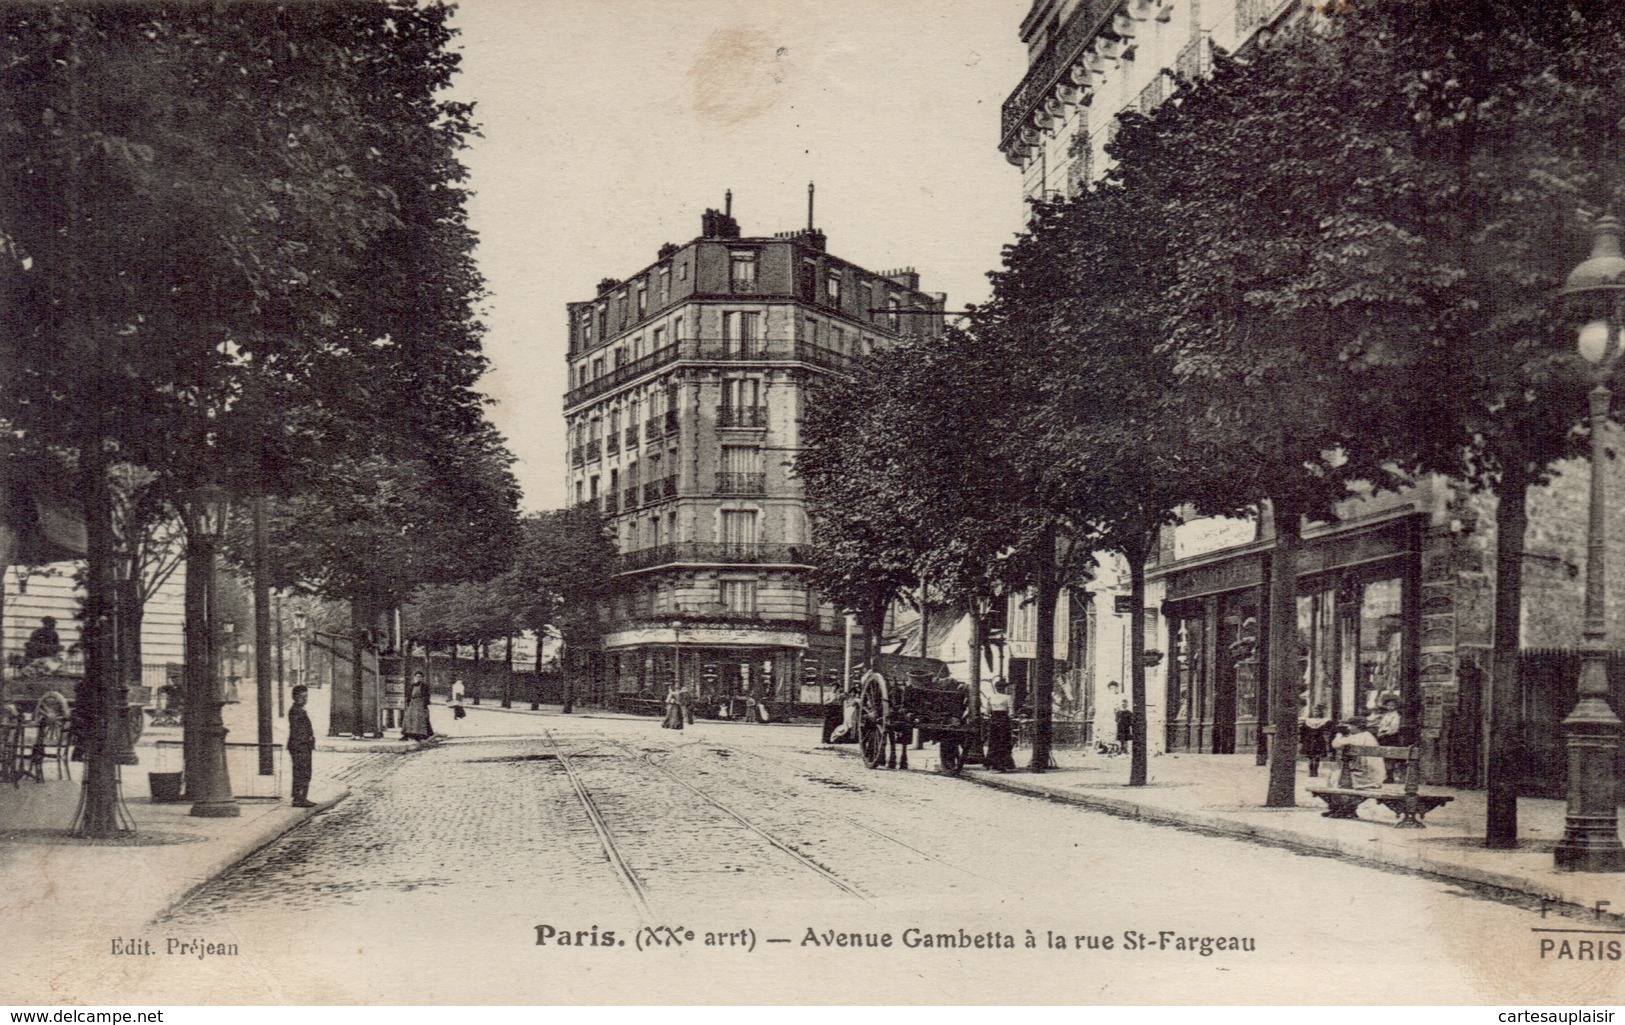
858;672;888;770
939;738;964;775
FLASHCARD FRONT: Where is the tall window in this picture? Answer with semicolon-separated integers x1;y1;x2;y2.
831;325;846;353
805;317;821;347
887;295;901;332
722;311;760;354
730;250;757;291
580;310;593;347
721;509;758;547
596;304;607;340
721;579;757;616
721;445;762;475
674;316;685;342
636;282;648;319
652;326;665;352
613;347;626;369
723;377;760;410
658;265;671;303
826;268;842;306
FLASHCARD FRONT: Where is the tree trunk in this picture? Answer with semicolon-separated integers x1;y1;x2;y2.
502;634;513;708
1030;536;1057;774
181;522;214;799
1486;462;1528;847
350;601;368;736
1264;496;1303;807
254;496;274;775
1126;533;1150;787
75;444;122;836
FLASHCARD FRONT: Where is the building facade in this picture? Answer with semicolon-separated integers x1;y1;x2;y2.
999;0;1625;792
564;204;944;711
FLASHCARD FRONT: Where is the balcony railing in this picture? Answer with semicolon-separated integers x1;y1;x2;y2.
566;340;862;407
606;434;620;456
645;415;664;441
1175;32;1211;82
715;472;766;496
571;446;585;467
586;439;601;462
567;342;679;407
717;405;768;429
1000;0;1116;146
614;542;814;574
624;425;639;448
664;410;678;434
603;493;619;515
642;481;663;504
623;486;639;511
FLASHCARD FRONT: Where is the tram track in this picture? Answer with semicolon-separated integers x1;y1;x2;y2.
540;729;653;919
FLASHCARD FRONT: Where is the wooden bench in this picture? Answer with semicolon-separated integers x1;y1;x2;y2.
1308;744;1454;828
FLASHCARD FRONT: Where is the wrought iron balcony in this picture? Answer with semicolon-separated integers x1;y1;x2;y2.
661;474;677;499
999;0;1115;147
623;486;639;511
624;426;639;448
567;339;858;408
664;410;678;434
716;405;768;429
606;434;620;456
603;494;619;515
571;446;585;468
642;481;663;504
586;439;601;462
614;541;814;574
715;472;766;496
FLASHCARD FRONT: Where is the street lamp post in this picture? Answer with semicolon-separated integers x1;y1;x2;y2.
1554;212;1625;873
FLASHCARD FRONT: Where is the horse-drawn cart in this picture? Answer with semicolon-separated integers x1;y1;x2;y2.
854;657;976;774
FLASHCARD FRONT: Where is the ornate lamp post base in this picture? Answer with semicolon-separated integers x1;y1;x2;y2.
188;707;239;819
1554;696;1625;872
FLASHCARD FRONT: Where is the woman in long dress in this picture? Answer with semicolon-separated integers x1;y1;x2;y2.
402;672;434;740
662;684;685;730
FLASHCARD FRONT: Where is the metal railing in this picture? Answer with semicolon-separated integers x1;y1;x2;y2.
642;481;663;504
999;0;1115;146
645;415;664;441
661;474;677;499
664;410;678;434
586;439;601;462
1175;32;1211;81
624;425;639;448
715;472;766;495
603;494;619;515
615;541;814;574
571;446;584;467
566;340;858;407
606;434;620;456
717;405;768;429
623;486;639;511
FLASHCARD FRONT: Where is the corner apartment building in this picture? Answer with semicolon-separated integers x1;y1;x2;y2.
564;203;944;708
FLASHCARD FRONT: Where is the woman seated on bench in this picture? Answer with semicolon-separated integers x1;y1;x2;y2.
1330;718;1384;789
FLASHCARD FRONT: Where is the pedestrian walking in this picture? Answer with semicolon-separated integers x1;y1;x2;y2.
402;671;434;741
1114;699;1135;759
662;683;685;730
287;685;316;808
983;676;1016;772
1300;703;1334;778
451;677;467;720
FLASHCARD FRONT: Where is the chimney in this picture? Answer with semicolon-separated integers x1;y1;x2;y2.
701;205;741;239
807;182;815;232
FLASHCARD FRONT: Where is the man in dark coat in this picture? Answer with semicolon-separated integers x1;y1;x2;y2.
287;686;316;808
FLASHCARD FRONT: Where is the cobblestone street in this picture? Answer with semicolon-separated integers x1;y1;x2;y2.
54;706;1619;1004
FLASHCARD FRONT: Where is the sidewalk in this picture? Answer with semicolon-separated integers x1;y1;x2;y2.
0;681;426;938
859;740;1625;919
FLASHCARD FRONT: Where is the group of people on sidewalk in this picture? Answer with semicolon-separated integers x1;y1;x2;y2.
1301;692;1404;789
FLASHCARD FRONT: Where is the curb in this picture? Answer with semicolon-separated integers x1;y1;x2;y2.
957;768;1610;917
142;787;352;928
822;741;1609;919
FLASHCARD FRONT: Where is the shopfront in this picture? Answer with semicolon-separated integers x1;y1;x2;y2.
1159;512;1423;758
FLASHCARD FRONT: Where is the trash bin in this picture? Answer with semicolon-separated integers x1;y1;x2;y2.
148;771;183;803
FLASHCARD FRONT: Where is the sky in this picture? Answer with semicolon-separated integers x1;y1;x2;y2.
449;0;1031;510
